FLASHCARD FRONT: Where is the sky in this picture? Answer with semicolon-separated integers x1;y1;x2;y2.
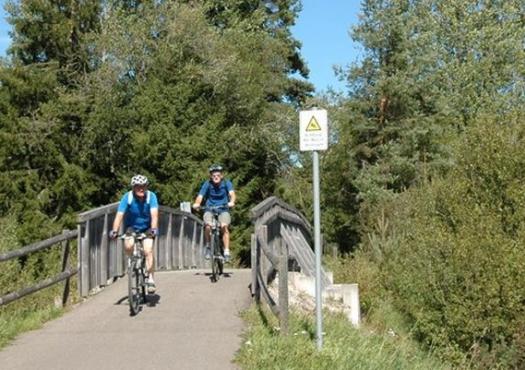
292;0;362;93
0;1;9;55
0;0;363;94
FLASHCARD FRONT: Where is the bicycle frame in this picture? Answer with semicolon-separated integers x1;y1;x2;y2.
204;206;226;282
121;232;147;315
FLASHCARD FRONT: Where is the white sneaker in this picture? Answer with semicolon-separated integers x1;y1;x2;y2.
204;246;211;260
146;278;156;294
223;250;231;263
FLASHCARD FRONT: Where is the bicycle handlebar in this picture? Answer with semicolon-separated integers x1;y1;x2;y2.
204;204;228;211
194;204;229;213
118;232;148;241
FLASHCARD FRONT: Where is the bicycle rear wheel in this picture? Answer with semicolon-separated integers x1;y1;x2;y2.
128;261;141;315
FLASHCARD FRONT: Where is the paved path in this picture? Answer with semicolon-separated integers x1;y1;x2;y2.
0;269;252;370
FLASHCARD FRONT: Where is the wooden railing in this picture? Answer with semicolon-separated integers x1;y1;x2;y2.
0;230;78;306
77;203;205;296
250;196;331;335
0;203;206;306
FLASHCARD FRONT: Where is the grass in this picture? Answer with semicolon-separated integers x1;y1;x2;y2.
0;282;76;350
0;216;79;350
0;305;64;349
235;304;451;370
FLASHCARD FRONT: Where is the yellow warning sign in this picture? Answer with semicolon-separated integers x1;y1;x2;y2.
306;116;322;131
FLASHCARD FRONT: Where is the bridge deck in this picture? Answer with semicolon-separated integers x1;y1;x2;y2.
0;269;252;370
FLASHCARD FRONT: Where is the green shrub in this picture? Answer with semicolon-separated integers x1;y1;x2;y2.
376;114;525;367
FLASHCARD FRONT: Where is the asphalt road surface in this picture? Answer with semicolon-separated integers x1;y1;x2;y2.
0;268;253;370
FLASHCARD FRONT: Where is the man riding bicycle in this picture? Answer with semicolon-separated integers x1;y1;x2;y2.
110;174;159;293
192;164;236;262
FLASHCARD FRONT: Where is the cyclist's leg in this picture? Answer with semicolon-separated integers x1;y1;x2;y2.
124;236;134;256
203;212;213;259
143;237;154;278
143;237;156;292
219;212;231;257
203;212;213;245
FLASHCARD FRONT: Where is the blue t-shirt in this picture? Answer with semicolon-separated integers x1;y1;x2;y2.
198;179;233;208
117;191;159;232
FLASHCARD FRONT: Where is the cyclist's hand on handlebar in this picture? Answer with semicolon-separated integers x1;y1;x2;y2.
109;230;118;240
147;228;158;238
227;201;235;208
192;203;201;211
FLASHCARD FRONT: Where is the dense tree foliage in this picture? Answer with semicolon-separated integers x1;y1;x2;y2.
317;0;525;251
2;0;525;366
321;0;525;366
0;0;312;251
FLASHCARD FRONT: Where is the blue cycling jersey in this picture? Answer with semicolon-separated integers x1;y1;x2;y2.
117;191;159;232
198;179;233;209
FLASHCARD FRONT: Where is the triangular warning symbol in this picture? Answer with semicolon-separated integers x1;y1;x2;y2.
306;116;321;131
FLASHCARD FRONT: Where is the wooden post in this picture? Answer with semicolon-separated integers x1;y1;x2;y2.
154;217;160;270
191;220;197;268
251;233;257;297
178;215;185;269
116;223;125;276
61;231;71;306
259;225;268;284
278;237;289;335
100;213;108;284
79;220;90;297
199;225;204;268
166;212;173;270
183;217;191;267
93;218;100;289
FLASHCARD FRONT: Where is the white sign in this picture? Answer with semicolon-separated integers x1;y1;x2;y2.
300;109;328;151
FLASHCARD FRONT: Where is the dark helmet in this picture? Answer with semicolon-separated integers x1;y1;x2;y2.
208;164;223;173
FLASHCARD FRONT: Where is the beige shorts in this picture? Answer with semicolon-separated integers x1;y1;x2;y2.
204;211;231;226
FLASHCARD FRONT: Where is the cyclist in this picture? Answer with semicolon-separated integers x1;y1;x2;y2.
192;164;236;262
109;174;159;293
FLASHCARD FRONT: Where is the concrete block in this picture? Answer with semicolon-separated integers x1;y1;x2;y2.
323;284;342;301
325;271;334;285
289;272;315;296
342;283;360;327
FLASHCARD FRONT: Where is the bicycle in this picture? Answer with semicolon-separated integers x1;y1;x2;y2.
120;231;148;315
200;205;227;282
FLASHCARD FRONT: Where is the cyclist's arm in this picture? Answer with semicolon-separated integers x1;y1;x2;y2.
149;193;159;229
193;194;204;209
193;181;208;209
112;195;129;233
150;208;159;229
112;212;124;233
226;180;235;207
228;190;236;207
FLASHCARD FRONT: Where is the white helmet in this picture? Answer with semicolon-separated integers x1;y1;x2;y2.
208;164;223;173
130;174;149;186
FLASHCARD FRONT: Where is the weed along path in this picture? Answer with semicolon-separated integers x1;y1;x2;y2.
0;269;252;370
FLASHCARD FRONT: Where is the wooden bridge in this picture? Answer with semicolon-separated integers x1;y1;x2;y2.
0;197;341;369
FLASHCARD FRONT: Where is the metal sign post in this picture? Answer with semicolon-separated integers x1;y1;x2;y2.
299;108;328;350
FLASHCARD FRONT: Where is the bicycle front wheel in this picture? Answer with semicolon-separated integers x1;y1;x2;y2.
210;234;220;282
217;240;224;276
128;261;141;316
